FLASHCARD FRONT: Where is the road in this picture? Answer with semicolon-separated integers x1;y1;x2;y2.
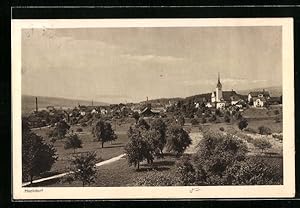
22;153;126;187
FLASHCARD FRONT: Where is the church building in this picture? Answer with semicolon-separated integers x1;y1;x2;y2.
211;73;226;109
209;73;245;109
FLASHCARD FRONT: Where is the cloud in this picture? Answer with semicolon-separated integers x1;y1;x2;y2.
120;53;185;63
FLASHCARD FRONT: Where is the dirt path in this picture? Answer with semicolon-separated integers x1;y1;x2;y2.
185;131;203;154
22;153;126;187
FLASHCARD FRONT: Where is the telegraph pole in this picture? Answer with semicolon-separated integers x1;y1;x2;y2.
35;97;38;112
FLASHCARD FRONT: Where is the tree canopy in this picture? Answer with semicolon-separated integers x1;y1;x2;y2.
92;120;117;148
22;120;57;184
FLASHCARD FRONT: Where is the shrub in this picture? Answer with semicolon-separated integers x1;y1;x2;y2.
224;157;282;185
176;156;206;186
253;138;272;153
76;128;83;132
191;118;199;126
244;127;257;134
219;127;225;131
258;126;272;135
82;123;88;127
238;119;248;130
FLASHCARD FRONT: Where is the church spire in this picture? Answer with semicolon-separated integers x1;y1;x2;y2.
217;72;222;89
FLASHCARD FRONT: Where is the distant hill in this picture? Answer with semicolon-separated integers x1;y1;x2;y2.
141;97;183;105
237;86;282;97
22;95;108;114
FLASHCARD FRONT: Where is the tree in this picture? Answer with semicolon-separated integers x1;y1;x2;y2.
22;120;57;184
125;128;153;170
150;118;167;157
92;120;117;148
194;131;248;179
64;133;82;153
51;120;70;139
238;119;248;130
166;125;192;156
70;152;97;186
132;111;140;124
253;138;272;153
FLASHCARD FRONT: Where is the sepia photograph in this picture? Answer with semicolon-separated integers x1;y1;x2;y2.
12;18;294;199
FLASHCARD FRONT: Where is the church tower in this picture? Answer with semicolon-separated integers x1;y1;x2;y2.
216;72;223;102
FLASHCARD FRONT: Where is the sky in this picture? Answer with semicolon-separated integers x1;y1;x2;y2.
22;26;282;104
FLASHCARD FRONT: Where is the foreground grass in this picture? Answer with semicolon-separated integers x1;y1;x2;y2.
44;154;178;187
32;122;132;175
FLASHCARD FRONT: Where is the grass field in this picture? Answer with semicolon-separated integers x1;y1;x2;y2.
32;120;134;176
44;154;179;187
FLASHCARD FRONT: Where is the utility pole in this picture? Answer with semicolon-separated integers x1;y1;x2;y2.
92;100;94;107
35;97;38;112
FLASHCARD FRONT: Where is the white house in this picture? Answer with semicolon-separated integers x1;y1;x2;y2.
253;97;266;108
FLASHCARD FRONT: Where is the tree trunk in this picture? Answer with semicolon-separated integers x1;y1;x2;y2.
30;175;33;185
82;181;85;187
137;162;140;170
102;142;104;148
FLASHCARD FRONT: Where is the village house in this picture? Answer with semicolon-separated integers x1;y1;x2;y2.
248;90;270;108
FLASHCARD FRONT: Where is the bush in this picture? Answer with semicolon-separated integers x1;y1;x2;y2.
224;157;282;185
82;123;88;127
258;126;272;135
76;128;83;132
190;118;199;126
244;127;257;134
238;119;248;130
219;127;225;131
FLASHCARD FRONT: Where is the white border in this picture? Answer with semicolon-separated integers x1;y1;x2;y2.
12;18;295;199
